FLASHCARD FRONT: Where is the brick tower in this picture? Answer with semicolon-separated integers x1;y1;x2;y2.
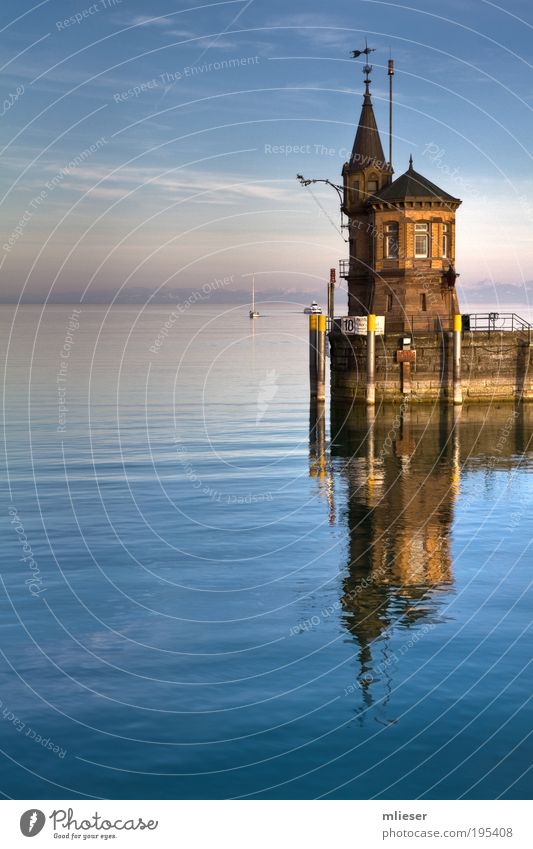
342;62;462;332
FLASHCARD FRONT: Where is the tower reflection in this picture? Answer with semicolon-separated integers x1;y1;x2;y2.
306;401;530;723
309;400;336;525
331;404;459;708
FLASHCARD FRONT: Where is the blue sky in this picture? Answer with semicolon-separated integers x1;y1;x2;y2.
1;0;533;302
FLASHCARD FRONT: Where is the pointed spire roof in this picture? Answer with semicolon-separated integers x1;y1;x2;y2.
350;91;388;171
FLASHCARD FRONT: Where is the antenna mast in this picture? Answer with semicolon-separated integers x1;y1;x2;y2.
388;56;394;169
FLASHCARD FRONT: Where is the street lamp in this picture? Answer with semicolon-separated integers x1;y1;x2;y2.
296;174;347;238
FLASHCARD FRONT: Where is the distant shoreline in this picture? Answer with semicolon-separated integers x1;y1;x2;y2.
0;284;531;308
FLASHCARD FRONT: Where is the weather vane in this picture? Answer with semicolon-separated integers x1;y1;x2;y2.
351;40;376;94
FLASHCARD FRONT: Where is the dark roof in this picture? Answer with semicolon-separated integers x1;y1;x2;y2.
373;158;460;204
350;94;388;171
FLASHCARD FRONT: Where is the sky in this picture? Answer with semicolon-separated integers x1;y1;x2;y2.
1;0;533;304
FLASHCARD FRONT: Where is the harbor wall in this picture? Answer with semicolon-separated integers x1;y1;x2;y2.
329;330;533;402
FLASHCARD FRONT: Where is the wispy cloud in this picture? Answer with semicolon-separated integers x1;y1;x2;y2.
19;161;294;205
119;13;177;28
267;13;355;51
129;15;171;27
168;30;237;49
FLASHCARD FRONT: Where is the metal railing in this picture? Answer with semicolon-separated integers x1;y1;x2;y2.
462;312;531;335
330;311;532;338
331;316;455;334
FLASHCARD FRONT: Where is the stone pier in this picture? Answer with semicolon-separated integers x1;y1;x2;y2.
329;329;533;403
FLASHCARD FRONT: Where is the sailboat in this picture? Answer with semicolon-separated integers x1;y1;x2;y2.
249;272;260;318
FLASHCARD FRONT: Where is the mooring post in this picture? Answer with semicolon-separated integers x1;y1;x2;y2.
309;314;318;398
328;268;335;331
453;314;463;405
366;313;376;405
316;314;327;402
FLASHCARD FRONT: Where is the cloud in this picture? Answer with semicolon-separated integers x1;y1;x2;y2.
168;29;237;49
267;13;354;50
21;160;294;205
123;14;173;28
140;168;295;203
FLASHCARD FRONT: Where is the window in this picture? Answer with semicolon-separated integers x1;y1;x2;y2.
414;222;429;258
420;293;427;311
442;222;450;258
387;294;393;312
385;222;399;259
367;179;378;194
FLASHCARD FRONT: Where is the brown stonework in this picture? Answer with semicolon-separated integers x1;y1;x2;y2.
329;68;528;404
330;330;533;403
341;84;461;333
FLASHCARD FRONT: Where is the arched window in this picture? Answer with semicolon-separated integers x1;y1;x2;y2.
385;222;399;258
414;222;430;258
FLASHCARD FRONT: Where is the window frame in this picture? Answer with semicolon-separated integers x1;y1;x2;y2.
384;221;399;259
442;222;450;258
414;221;430;258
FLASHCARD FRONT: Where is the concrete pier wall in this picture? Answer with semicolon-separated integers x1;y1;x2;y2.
329;330;533;402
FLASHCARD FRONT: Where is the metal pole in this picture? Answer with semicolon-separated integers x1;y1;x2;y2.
453;314;462;405
328;282;335;329
366;314;376;405
328;268;336;332
316;314;327;402
309;314;318;399
388;59;394;168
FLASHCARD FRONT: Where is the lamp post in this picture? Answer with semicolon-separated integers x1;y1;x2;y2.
296;174;345;228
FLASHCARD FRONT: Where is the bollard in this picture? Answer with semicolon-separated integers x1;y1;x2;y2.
316;314;327;402
453;314;462;405
309;314;318;398
366;314;376;405
328;281;335;330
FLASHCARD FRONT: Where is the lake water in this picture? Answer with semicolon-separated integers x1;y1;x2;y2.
1;304;532;799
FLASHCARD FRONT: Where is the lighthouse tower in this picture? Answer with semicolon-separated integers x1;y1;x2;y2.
341;57;461;332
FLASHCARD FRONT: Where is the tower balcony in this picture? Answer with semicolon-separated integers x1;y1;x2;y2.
339;259;350;278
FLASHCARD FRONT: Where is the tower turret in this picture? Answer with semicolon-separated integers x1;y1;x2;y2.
341;55;462;331
342;52;393;313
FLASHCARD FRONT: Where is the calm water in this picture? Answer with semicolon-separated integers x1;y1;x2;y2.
1;304;532;800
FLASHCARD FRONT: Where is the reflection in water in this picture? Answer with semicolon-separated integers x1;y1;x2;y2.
309;400;336;525
336;405;456;714
310;402;529;719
